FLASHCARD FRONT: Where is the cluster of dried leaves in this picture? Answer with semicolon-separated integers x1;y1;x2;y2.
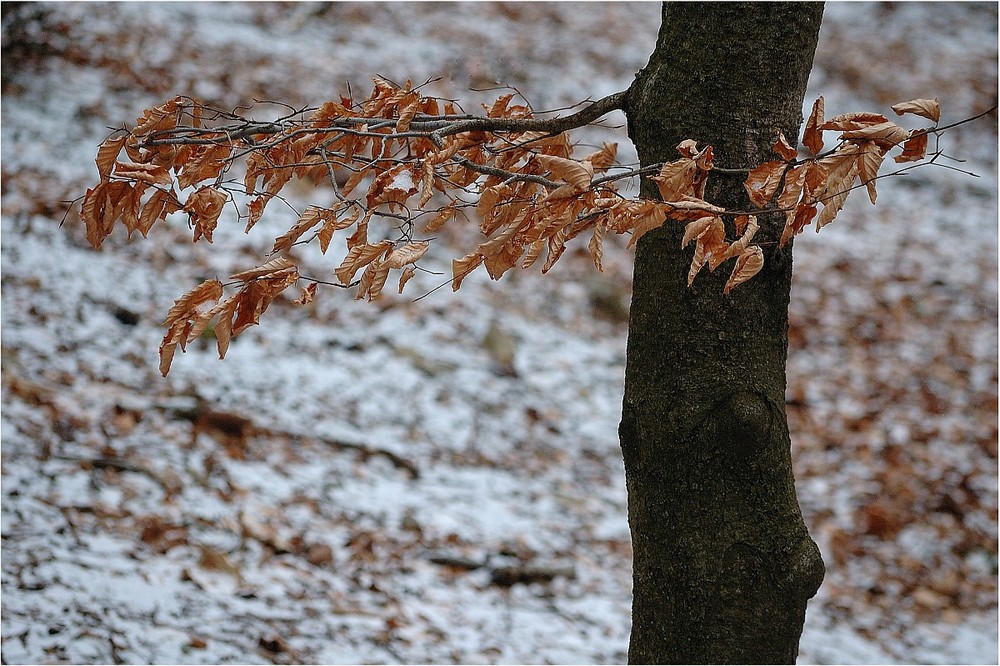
80;78;942;374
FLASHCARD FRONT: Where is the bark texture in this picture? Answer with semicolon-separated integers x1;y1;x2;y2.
620;3;826;663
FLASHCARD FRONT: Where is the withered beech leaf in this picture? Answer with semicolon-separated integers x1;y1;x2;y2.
895;131;930;163
163;279;224;327
588;219;606;272
535;154;594;192
114;161;173;187
229;256;296;282
723;246;765;295
723;215;759;261
335;241;392;285
681;216;722;249
625;201;670;248
137;188;181;237
891;98;941;123
856;141;887;204
582;143;618;172
231;270;299;336
291;282;317;306
744;161;787;208
687;240;708;287
651;158;701;203
423;204;456;233
773;132;798;161
451;252;484;291
840;121;910;149
271;206;329;254
397;265;416;294
96;135;127;181
803;96;825;155
183;186;228;243
318;207;360;254
356;260;390;301
781;202;818;248
815;146;861;230
386;242;430;269
133;97;183;136
820;112;889;131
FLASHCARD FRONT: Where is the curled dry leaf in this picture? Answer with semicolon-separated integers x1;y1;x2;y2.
856;141;887;204
840;121;910;150
132;97;183;136
723;246;764;295
183;186;228;243
334;241;392;285
624;201;670;248
803;96;825;155
230;270;299;336
681;216;724;249
891;98;941;123
773;132;798;161
159;279;224;376
386;242;430;269
272;206;328;254
397;265;416;294
651;157;701;203
744;161;787;208
356;260;390;301
423;204;456;233
291;283;317;306
820;112;889;131
452;252;484;291
582;142;618;171
895;131;930;163
96;135;127;181
535;154;594;192
318;206;360;254
137;188;181;238
588;219;606;272
230;256;296;282
723;215;759;261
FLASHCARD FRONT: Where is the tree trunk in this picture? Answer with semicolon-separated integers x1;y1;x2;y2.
620;3;826;663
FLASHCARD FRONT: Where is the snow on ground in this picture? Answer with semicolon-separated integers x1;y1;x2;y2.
1;3;996;664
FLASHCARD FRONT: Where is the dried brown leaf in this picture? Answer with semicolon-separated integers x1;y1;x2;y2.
856;141;887;204
894;131;930;163
744;161;787;208
386;242;430;269
891;98;941;123
334;241;392;285
112;161;172;186
183;186;228;243
291;282;317;305
229;256;296;282
582;143;618;172
452;252;484;291
271;206;329;254
840;121;910;149
535;154;594;192
423;204;456;233
164;279;224;327
397;265;416;294
820;112;889;131
96;135;127;181
773;132;798;161
588;219;606;272
318;206;360;254
723;246;764;295
803;96;825;155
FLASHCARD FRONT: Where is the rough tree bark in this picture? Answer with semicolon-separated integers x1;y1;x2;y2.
620;3;827;663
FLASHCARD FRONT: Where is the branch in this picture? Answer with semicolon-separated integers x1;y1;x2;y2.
81;86;989;375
